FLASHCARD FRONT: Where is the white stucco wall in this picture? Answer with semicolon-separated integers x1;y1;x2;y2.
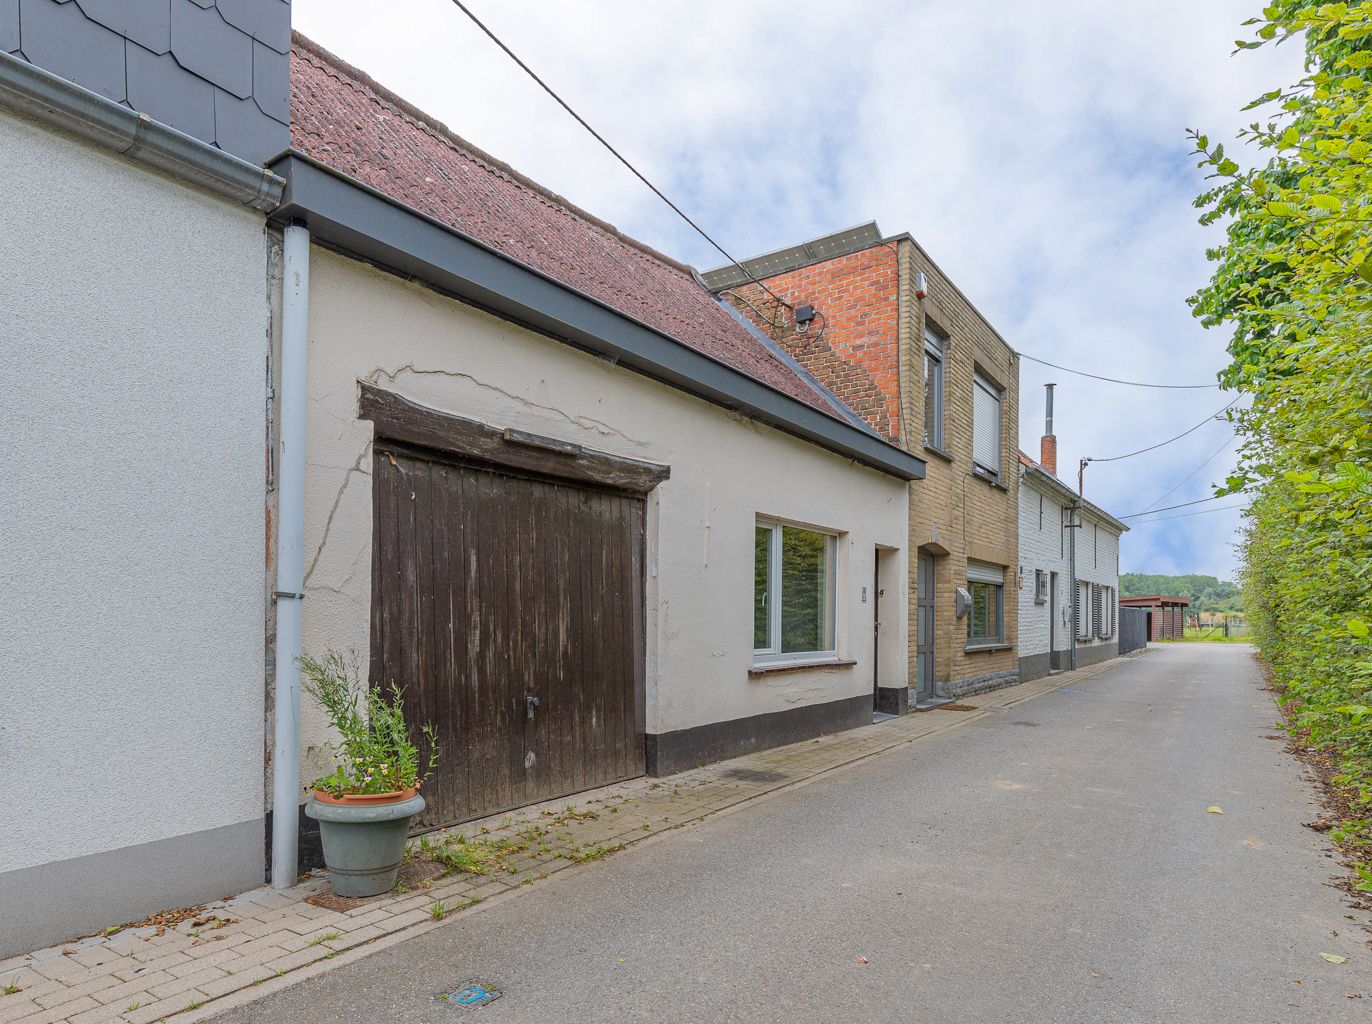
0;110;269;874
286;250;909;793
1017;470;1121;661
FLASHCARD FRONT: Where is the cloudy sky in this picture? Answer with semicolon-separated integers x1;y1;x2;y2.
294;0;1304;581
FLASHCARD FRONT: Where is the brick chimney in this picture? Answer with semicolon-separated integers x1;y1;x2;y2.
1040;383;1058;475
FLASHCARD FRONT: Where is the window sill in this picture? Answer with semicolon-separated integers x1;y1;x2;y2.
748;658;856;678
964;642;1013;653
969;469;1008;492
923;444;954;464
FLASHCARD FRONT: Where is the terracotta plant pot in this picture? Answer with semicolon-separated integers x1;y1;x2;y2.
311;787;419;807
305;789;425;897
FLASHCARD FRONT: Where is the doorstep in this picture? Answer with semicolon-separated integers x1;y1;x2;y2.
0;654;1140;1024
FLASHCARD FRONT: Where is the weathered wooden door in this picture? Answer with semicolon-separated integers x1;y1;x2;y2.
370;441;646;830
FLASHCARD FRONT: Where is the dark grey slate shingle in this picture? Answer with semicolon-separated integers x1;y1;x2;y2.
128;41;215;141
214;85;285;165
74;0;172;55
217;0;289;55
251;38;287;122
169;0;251;98
18;0;126;101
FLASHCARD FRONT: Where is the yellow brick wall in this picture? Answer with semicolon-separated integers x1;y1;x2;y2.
898;238;1020;688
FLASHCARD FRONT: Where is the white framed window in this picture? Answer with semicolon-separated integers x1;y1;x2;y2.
967;561;1005;645
923;327;946;450
972;371;1002;478
1034;569;1048;604
754;520;838;664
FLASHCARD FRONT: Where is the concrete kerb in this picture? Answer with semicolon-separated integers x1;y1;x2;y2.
2;652;1143;1024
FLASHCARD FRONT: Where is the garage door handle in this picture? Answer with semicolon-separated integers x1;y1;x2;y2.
526;695;541;721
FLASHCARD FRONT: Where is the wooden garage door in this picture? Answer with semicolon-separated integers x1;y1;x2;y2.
370;441;646;830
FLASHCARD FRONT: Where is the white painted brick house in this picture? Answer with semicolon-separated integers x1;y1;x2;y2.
1016;398;1128;680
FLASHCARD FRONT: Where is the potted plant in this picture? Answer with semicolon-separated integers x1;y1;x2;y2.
301;651;439;897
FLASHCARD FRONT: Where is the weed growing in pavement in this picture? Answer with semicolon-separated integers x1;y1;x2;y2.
309;930;342;946
422;833;529;876
2;984;23;996
557;843;625;863
429;901;447;921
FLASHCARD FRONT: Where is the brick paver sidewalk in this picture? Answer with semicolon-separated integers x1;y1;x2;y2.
0;656;1135;1024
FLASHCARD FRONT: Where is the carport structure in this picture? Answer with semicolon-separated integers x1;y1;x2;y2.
1119;595;1190;641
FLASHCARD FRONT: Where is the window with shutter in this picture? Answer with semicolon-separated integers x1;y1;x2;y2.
972;372;1001;477
1092;583;1104;638
967;561;1005;645
1076;580;1092;640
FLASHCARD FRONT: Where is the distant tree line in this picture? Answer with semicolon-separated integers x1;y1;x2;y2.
1119;573;1243;614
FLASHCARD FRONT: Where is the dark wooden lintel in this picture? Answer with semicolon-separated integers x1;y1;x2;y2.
358;383;670;495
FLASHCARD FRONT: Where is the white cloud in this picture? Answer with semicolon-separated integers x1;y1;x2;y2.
294;0;1304;580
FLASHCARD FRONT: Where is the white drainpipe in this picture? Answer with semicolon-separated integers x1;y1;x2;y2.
272;223;310;889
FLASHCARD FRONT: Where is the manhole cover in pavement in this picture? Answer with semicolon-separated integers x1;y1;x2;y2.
720;768;789;783
438;981;502;1008
1011;720;1040;727
936;703;978;712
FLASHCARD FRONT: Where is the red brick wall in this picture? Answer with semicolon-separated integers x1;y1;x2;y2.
720;245;904;443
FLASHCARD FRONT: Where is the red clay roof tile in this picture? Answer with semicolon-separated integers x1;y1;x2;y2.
289;35;848;421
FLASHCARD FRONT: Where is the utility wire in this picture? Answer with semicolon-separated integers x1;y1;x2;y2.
445;2;1253;391
1018;352;1221;390
1136;433;1237;514
1119;493;1233;519
1124;501;1248;524
446;0;792;313
1088;397;1243;464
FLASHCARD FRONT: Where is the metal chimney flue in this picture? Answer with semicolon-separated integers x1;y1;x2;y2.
1040;383;1058;475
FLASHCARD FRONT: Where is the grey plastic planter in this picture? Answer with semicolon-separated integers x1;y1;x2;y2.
305;792;425;897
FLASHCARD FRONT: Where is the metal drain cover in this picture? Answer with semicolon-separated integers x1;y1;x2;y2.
438;981;502;1008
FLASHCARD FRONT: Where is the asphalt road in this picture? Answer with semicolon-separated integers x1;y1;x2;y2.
215;644;1371;1023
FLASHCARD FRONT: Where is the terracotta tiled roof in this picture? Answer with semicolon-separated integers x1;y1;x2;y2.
289;36;848;421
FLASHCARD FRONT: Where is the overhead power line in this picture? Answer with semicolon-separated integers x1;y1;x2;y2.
1119;493;1233;519
446;0;792;313
1136;433;1237;514
1124;501;1248;524
1018;352;1220;390
1088;397;1243;464
446;2;1244;396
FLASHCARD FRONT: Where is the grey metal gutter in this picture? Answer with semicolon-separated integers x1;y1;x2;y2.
0;52;283;212
1023;464;1129;533
266;152;925;482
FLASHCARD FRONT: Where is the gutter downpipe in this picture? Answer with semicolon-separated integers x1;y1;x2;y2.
271;222;310;889
1068;501;1081;671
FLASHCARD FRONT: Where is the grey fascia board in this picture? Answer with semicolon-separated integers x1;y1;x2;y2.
0;52;283;211
700;221;884;291
268;154;925;482
1023;464;1128;533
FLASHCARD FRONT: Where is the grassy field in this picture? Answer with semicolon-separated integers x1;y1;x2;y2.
1169;625;1250;643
